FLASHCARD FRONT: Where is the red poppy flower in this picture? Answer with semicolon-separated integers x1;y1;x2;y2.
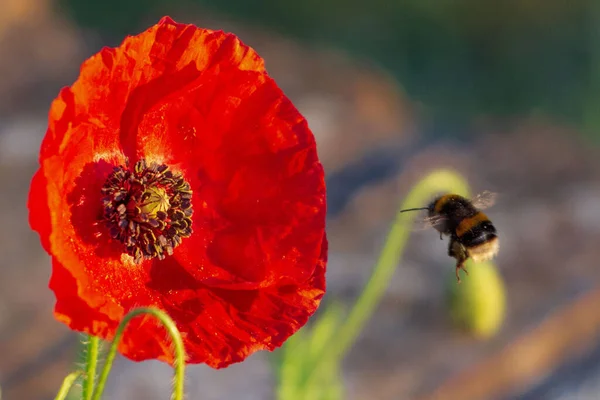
27;16;327;368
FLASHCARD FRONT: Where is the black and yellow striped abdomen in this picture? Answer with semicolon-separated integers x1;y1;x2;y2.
456;212;494;241
455;211;499;261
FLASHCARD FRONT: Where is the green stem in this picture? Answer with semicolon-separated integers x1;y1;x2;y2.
54;371;83;400
91;307;186;400
83;336;100;400
330;169;471;361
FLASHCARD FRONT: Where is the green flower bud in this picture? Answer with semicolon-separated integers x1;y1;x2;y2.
446;259;506;338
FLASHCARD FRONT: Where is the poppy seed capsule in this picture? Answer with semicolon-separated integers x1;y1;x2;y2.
101;158;193;263
137;186;171;217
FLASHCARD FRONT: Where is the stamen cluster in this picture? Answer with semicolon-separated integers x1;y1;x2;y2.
101;159;193;263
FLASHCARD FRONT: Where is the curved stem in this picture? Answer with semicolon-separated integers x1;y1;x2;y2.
330;169;471;361
54;371;83;400
83;336;100;400
91;307;187;400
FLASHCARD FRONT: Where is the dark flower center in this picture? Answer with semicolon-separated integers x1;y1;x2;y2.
101;159;193;263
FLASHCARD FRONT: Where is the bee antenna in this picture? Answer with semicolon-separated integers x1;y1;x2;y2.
399;207;429;213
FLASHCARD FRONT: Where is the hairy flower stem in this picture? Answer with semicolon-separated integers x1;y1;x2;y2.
330;169;471;362
91;307;186;400
54;371;83;400
83;336;100;400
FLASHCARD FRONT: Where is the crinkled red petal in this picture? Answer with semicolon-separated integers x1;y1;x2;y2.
28;16;327;366
28;169;52;253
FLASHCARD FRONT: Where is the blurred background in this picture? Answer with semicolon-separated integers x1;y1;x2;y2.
2;0;600;399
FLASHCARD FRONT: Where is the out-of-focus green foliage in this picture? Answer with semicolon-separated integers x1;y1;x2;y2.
57;0;600;136
447;259;506;338
55;0;171;40
583;0;600;138
198;0;590;124
273;303;345;400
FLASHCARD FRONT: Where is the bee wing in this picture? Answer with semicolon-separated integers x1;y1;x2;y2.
411;214;447;232
471;190;497;210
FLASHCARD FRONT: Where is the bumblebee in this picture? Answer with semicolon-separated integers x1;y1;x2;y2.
400;191;499;283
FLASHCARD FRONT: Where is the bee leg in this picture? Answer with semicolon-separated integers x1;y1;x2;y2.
454;258;469;283
449;239;469;284
460;261;469;276
455;262;462;283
